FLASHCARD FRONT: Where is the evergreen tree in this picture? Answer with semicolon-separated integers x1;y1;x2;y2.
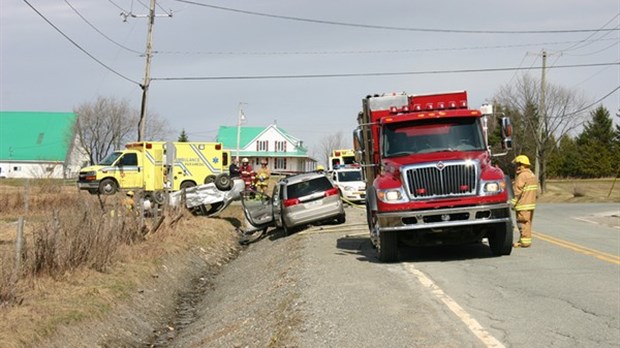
178;129;189;142
547;135;580;178
576;106;615;177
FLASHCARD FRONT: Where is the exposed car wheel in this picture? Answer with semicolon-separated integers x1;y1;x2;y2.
151;190;166;204
215;173;232;191
180;181;196;190
98;178;118;195
204;175;216;184
489;221;513;256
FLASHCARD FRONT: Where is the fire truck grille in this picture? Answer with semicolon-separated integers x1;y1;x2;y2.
404;161;478;199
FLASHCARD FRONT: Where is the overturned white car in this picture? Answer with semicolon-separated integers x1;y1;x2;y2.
169;178;245;216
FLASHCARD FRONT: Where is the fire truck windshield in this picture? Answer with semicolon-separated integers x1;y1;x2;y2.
383;117;485;157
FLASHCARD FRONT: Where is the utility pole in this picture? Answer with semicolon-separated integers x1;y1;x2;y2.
123;1;172;141
537;49;547;193
236;103;247;161
138;0;156;142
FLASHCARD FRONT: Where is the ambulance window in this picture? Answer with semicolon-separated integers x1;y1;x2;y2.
119;153;138;166
223;152;229;166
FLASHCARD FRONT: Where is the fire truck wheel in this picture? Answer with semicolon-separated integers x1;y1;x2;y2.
180;181;196;190
99;178;118;195
378;231;399;263
215;173;232;191
489;222;513;256
204;175;216;184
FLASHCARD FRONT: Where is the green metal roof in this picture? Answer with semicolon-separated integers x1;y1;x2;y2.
0;111;77;161
216;125;308;156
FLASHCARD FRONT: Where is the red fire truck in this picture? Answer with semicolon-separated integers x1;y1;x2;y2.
354;91;514;262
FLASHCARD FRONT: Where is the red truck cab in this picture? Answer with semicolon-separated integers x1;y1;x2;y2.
355;91;514;262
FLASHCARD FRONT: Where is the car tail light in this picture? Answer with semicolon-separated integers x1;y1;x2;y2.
324;187;339;197
284;198;300;207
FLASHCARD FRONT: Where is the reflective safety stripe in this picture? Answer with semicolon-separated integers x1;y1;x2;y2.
519;238;532;244
523;185;538;191
515;203;536;211
510;198;517;205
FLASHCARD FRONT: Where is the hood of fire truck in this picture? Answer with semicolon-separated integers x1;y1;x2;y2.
382;150;497;176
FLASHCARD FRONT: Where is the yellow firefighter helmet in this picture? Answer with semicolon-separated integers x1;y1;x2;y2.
316;165;325;172
513;155;531;166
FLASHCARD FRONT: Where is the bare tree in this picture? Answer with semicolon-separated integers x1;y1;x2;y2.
314;131;346;166
495;74;589;191
74;96;171;164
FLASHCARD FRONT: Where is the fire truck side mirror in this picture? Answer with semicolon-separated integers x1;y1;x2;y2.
500;117;513;150
353;128;365;151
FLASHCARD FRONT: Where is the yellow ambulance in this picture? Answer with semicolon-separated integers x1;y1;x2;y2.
77;142;231;197
328;149;356;171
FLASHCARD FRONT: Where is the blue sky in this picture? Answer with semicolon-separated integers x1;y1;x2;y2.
1;0;618;156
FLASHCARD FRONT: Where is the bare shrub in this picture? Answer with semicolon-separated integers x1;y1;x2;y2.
0;252;18;307
28;196;144;277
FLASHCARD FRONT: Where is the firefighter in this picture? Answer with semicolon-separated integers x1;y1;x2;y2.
255;159;270;195
240;158;255;190
510;155;538;248
316;165;325;174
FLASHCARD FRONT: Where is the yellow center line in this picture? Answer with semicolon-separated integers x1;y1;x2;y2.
533;231;620;265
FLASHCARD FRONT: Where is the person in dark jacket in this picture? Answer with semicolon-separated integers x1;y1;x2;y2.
229;158;240;178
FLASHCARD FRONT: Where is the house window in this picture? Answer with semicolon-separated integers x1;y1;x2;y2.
257;140;268;152
275;158;287;169
13;166;21;171
275;141;287;152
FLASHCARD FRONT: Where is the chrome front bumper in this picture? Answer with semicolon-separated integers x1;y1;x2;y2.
377;203;511;232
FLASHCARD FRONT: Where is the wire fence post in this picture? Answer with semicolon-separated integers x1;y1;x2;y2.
15;217;25;274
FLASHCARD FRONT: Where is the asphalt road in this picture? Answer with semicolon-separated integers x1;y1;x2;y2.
293;202;620;347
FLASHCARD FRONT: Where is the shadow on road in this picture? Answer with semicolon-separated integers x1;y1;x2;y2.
336;235;497;263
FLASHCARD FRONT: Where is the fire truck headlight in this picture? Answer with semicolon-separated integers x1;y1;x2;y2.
377;188;408;203
481;181;503;195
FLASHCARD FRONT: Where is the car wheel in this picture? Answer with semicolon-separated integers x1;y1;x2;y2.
215;173;232;191
204;175;216;184
336;214;346;224
99;178;117;195
180;181;196;190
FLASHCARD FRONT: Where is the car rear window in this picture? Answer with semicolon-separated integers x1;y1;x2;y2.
286;176;333;199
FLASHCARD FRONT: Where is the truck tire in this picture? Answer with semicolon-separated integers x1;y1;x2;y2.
378;231;399;263
204;175;216;184
215;173;232;191
99;178;118;195
489;221;513;256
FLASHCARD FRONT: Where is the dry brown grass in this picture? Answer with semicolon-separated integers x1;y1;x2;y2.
0;180;245;347
540;178;620;203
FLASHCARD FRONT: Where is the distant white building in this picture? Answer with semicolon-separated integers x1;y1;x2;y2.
0;111;88;179
217;124;317;174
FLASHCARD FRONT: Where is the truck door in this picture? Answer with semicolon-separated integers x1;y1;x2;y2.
117;153;142;189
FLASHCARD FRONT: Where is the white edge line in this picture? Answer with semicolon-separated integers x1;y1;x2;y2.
403;264;505;348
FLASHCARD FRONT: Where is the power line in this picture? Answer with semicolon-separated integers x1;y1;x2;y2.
154;38;619;56
173;0;620;34
64;0;143;55
22;0;140;86
151;62;620;81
